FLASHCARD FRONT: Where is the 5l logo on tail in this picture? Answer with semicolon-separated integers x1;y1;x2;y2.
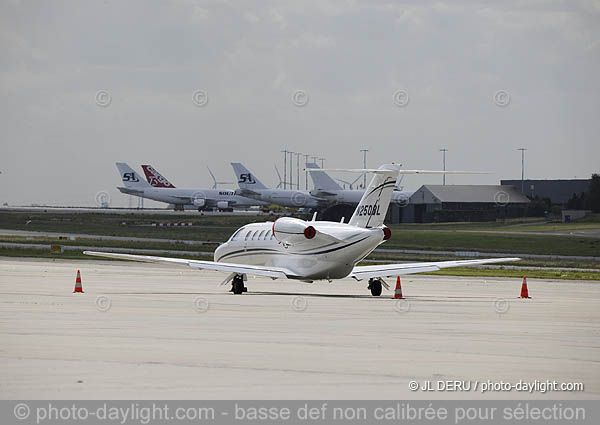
122;172;139;182
238;173;256;184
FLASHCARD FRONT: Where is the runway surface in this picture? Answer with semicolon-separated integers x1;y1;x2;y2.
1;257;598;399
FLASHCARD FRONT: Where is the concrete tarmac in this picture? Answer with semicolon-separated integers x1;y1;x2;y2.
1;257;598;399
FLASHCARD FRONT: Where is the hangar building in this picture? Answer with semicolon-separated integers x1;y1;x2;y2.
387;185;529;224
500;179;591;204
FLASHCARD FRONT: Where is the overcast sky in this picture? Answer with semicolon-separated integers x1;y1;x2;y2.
1;0;598;207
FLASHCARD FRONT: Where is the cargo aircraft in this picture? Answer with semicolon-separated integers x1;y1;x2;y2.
232;163;324;209
307;162;413;206
115;163;266;211
88;164;518;296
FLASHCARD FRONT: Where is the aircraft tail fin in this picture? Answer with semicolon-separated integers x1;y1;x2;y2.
306;163;342;191
141;165;176;188
116;163;152;189
348;164;400;228
231;163;268;190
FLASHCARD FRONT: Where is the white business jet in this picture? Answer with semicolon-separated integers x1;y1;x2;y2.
86;164;518;296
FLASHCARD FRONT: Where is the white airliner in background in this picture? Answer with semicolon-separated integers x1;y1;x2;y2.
307;163;413;206
115;163;266;211
88;164;518;296
232;163;326;209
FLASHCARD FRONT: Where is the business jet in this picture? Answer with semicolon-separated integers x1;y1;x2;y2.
88;164;518;296
231;163;325;209
115;163;266;211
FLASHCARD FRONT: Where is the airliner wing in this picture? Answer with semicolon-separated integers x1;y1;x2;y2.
83;251;295;279
350;257;520;280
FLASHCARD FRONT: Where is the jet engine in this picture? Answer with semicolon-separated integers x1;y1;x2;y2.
216;201;229;210
272;217;316;245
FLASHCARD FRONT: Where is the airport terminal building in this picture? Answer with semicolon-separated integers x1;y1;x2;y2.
387;185;530;223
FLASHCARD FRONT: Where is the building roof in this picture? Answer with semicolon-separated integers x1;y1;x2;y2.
409;185;530;204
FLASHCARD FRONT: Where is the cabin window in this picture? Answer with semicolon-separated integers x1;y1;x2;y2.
265;230;271;240
244;230;253;241
258;230;266;239
251;230;260;240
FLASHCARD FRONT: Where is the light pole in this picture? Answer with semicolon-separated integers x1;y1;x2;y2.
319;158;325;168
360;149;368;189
303;154;310;189
296;153;301;190
281;150;289;189
289;151;294;190
517;148;527;193
439;148;448;185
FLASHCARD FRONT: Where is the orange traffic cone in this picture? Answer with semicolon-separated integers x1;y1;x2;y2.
519;276;530;299
73;270;84;293
394;276;403;299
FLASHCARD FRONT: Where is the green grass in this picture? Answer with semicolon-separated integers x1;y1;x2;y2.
425;267;600;281
0;235;216;253
0;247;203;261
384;229;600;256
0;210;275;242
502;223;600;232
1;210;599;263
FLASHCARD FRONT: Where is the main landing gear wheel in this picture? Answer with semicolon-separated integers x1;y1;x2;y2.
368;279;382;297
231;275;247;295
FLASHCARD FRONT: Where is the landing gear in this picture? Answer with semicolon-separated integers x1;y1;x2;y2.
368;278;382;296
231;275;247;294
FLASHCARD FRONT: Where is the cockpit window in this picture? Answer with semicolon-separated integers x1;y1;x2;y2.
230;228;244;241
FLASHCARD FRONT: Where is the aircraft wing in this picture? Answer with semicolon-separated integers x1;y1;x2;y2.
350;257;520;280
117;187;144;195
83;251;296;279
236;188;261;197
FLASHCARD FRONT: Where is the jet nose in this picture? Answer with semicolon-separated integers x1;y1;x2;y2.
214;243;226;261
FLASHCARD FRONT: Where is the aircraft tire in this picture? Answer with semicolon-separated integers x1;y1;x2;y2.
232;277;245;295
370;280;382;296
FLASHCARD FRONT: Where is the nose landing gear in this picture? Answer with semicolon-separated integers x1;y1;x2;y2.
367;278;382;296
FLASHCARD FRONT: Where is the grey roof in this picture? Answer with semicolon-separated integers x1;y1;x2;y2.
410;185;530;204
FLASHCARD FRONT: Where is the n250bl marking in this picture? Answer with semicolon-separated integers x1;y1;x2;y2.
356;204;381;216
